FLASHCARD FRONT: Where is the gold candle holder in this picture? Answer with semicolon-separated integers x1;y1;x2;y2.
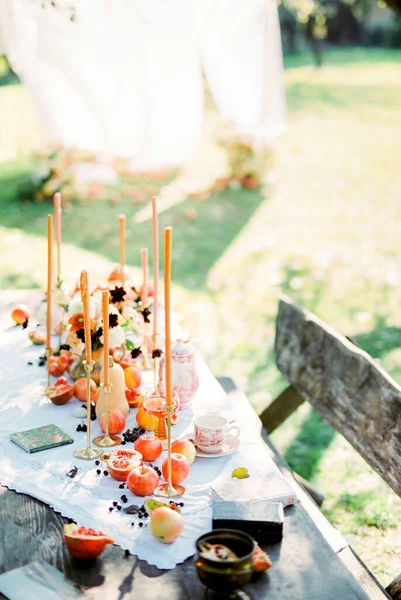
93;383;122;447
37;347;52;395
46;346;52;390
143;333;150;370
74;360;103;460
152;333;159;389
154;404;185;498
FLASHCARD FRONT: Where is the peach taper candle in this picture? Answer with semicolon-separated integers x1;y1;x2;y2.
80;270;92;365
119;214;125;271
152;197;159;339
46;214;53;351
102;290;110;386
164;227;172;407
141;248;148;306
54;192;61;283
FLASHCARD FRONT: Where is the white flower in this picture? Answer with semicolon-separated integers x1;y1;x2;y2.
122;306;142;332
100;325;126;349
53;287;72;308
68;295;98;320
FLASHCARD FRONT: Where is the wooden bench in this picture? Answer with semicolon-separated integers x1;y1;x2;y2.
260;297;401;600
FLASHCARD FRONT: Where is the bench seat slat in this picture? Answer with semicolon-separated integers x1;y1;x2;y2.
275;297;401;499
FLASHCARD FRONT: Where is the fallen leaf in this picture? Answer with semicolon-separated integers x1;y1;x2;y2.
231;467;250;480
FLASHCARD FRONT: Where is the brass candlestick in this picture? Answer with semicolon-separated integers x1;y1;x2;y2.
93;383;122;447
152;333;158;389
143;333;150;370
74;360;103;460
154;404;185;498
38;346;52;395
46;346;52;391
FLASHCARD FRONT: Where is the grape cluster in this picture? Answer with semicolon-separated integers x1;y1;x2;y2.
76;423;87;433
121;427;146;444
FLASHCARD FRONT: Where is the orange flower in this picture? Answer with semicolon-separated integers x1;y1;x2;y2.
68;313;85;333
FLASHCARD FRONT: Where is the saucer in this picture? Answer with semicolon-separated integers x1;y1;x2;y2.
183;433;240;458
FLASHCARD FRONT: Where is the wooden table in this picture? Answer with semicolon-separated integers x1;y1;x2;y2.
0;291;389;599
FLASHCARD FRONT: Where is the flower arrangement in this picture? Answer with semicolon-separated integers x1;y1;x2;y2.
17;145;175;205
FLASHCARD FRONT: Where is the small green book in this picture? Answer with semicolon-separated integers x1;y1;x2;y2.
10;424;73;453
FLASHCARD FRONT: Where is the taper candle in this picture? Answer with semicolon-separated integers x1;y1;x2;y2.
164;227;172;406
119;214;125;270
141;248;148;306
102;290;110;386
54;192;61;283
152;197;159;338
46;214;53;350
80;270;92;364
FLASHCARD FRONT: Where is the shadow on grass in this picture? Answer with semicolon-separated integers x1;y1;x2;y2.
283;411;336;481
354;324;401;359
0;161;264;290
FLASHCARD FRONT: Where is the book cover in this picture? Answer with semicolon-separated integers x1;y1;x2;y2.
10;424;73;454
211;471;298;508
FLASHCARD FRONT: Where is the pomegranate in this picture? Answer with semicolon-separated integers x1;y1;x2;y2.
63;523;113;559
107;449;142;481
46;377;74;405
125;387;142;407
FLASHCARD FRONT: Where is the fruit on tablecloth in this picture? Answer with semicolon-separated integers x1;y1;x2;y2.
11;305;30;326
74;377;98;402
46;377;74;405
231;467;250;480
144;497;181;515
127;464;159;496
63;523;114;559
134;431;163;462
161;453;190;485
136;406;158;430
124;365;142;389
149;506;184;544
100;408;126;434
252;546;273;572
49;351;74;377
171;439;196;464
49;356;65;377
28;329;46;345
125;387;142;407
107;448;142;481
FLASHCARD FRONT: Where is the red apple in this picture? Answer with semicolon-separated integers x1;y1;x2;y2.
171;439;196;465
127;464;159;496
162;453;190;485
150;506;184;544
134;432;163;462
11;305;30;326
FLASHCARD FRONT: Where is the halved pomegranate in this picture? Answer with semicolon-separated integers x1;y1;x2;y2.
107;448;142;481
63;523;114;559
46;377;74;405
125;387;142;407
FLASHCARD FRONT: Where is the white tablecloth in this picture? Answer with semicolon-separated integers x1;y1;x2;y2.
0;324;295;569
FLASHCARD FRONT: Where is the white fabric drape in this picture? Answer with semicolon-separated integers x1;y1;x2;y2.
0;0;286;170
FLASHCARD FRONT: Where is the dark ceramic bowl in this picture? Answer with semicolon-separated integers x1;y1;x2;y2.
195;529;256;594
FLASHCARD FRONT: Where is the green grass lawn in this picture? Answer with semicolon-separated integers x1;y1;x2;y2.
1;47;401;585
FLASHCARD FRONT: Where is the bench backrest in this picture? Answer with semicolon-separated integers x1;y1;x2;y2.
273;297;401;499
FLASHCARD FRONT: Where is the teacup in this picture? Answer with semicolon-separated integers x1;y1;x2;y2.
194;414;240;454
